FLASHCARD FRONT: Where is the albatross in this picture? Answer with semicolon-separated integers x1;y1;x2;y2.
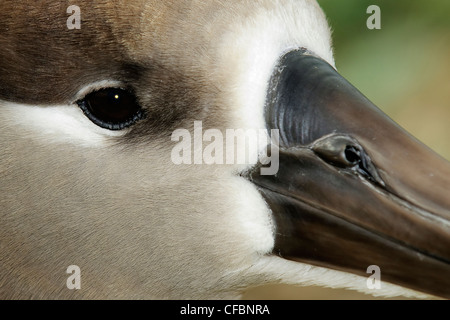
0;0;449;299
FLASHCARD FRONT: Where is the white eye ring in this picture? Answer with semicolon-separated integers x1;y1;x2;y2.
73;80;124;102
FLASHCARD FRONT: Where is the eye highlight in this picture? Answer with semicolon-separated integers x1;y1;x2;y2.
77;88;145;130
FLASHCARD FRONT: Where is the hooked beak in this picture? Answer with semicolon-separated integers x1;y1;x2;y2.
248;50;450;298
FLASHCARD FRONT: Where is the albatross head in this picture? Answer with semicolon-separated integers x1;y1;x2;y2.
0;0;449;299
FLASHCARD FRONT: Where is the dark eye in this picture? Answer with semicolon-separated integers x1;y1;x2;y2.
77;88;145;130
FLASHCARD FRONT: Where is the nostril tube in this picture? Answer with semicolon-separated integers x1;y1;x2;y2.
311;134;361;168
311;134;386;187
344;145;361;165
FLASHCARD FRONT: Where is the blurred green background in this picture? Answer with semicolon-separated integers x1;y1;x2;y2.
244;0;450;300
321;0;450;160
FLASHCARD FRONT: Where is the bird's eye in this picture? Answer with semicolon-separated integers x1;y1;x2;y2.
77;88;145;130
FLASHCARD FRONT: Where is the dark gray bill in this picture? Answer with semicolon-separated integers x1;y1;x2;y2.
248;50;450;298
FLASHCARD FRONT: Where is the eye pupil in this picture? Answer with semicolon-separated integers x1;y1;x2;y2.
78;87;144;130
